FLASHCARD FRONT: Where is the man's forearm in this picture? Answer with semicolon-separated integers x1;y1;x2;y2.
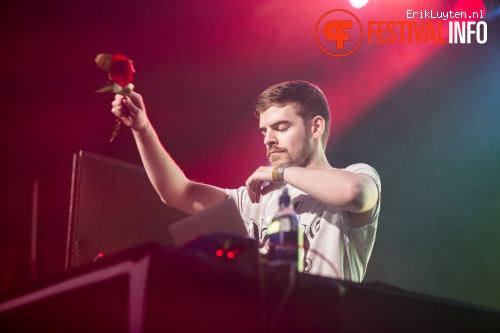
282;166;378;213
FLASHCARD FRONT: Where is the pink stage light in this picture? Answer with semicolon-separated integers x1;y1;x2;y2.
349;0;369;9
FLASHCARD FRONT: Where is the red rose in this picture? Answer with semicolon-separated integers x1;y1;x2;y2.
109;54;135;87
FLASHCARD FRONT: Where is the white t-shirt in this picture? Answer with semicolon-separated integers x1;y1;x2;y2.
226;163;381;282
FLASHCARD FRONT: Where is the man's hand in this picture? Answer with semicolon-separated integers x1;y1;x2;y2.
111;91;148;132
245;166;286;203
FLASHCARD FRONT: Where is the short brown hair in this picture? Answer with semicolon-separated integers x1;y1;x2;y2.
254;80;331;149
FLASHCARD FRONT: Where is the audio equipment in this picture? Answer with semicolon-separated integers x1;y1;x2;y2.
32;151;188;281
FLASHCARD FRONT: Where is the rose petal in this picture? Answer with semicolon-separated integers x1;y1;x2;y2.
95;54;112;72
109;54;135;86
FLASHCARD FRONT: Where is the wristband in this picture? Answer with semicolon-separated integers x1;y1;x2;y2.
272;166;280;182
277;164;292;183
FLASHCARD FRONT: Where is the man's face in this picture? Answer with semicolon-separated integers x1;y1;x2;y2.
259;104;315;167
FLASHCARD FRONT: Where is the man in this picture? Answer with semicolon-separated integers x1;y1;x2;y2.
111;81;381;282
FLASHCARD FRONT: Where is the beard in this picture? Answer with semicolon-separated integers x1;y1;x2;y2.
267;133;315;167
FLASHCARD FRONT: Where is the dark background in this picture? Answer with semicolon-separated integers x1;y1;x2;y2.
1;0;499;311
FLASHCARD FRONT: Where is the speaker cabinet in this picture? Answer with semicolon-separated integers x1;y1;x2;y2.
32;151;188;281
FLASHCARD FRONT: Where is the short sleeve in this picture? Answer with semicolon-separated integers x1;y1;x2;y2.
343;163;381;230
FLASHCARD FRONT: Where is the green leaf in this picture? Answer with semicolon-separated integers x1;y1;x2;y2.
95;53;112;72
112;82;134;96
95;85;114;93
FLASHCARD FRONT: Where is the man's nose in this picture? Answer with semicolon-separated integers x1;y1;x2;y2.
264;130;276;147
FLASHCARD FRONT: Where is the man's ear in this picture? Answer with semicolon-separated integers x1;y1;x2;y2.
310;116;325;139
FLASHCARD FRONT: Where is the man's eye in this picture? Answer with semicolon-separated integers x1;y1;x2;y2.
278;127;288;132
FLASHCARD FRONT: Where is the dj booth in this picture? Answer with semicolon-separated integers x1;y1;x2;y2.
1;240;499;333
3;151;499;332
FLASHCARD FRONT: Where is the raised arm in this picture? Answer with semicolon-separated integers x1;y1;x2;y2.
111;92;227;215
